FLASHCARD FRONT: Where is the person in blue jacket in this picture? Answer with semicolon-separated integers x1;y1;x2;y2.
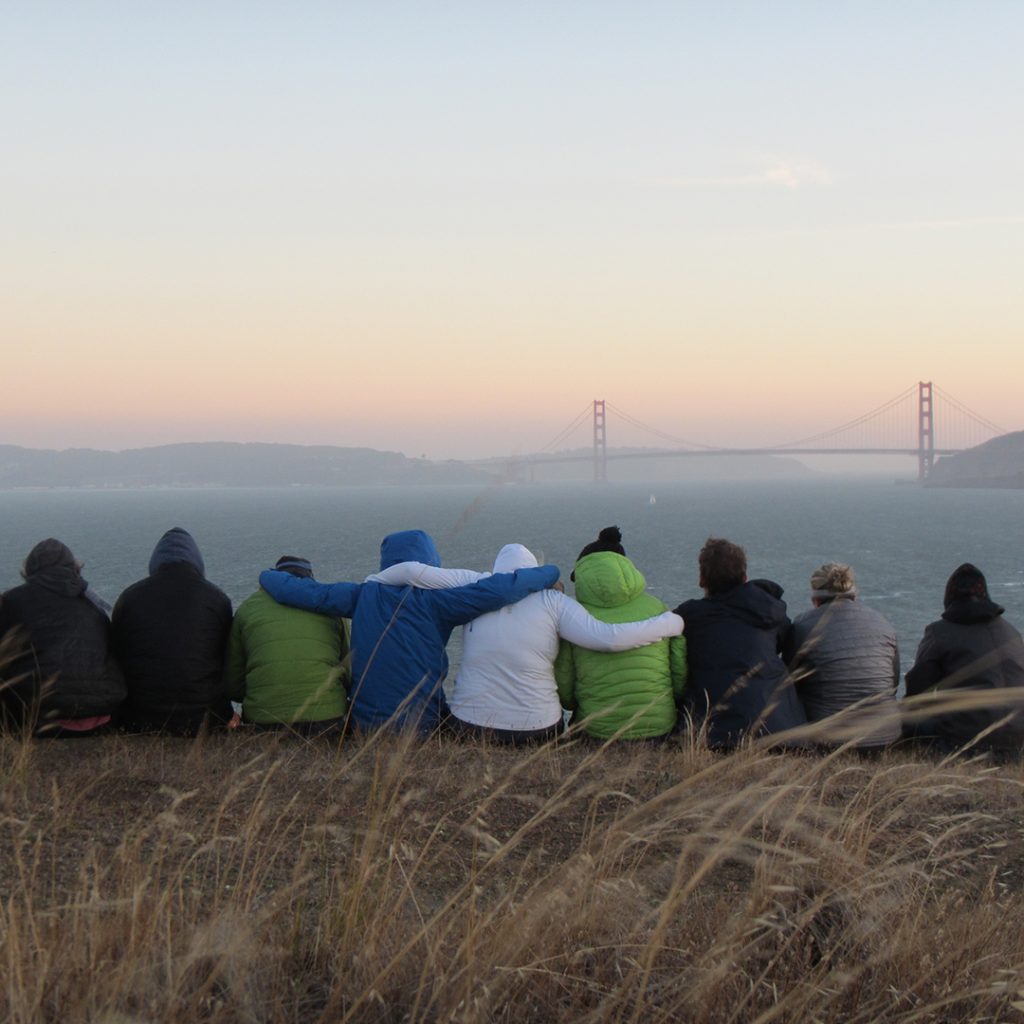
258;529;559;734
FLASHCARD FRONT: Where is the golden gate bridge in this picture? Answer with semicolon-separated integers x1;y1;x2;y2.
494;383;1005;483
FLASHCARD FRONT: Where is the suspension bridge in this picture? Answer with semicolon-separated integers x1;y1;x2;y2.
489;382;1005;483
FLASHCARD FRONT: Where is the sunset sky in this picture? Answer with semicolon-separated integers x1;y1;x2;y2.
3;2;1022;459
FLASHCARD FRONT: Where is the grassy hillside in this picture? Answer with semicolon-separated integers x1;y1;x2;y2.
2;729;1024;1023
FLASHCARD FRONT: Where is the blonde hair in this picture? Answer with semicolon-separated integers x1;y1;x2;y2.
810;562;856;598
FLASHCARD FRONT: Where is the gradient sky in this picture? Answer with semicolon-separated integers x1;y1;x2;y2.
2;1;1022;459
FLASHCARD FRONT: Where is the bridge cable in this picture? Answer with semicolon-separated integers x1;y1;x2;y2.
605;402;721;450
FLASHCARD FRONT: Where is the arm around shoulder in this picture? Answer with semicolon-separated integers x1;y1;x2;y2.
258;570;361;618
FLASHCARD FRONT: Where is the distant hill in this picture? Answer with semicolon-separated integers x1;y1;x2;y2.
0;443;490;489
474;446;813;482
928;432;1024;488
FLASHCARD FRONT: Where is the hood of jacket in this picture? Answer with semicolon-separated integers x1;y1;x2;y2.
379;530;441;571
492;543;538;574
149;527;205;577
942;596;1005;625
686;580;789;631
572;551;646;609
22;538;88;598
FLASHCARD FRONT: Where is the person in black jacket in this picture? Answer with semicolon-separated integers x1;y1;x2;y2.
111;527;233;735
674;537;806;750
0;538;125;734
903;563;1024;755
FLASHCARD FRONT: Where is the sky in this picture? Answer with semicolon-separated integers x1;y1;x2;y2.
2;1;1022;461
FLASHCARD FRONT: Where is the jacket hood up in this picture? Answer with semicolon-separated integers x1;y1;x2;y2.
572;551;646;609
379;530;441;571
22;538;88;598
492;543;538;574
149;527;206;577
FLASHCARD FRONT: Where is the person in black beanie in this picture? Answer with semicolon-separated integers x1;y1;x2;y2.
570;526;625;582
904;563;1024;755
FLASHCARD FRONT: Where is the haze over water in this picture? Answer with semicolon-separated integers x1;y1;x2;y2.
2;480;1022;685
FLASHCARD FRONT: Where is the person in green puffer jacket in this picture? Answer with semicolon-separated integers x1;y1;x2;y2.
225;556;350;733
554;527;686;740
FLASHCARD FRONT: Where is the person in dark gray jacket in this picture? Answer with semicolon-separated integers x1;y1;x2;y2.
903;563;1024;755
784;563;900;750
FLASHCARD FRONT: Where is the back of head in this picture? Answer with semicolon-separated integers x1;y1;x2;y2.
274;555;314;579
699;537;747;596
22;538;78;580
379;529;441;571
148;527;205;577
810;562;857;601
943;562;989;608
492;543;538;574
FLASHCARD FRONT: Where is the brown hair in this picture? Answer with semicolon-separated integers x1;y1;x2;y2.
698;537;747;595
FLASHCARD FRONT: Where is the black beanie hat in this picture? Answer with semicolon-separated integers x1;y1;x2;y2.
575;526;625;563
275;555;314;579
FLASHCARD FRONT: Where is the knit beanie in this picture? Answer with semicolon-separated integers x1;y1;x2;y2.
943;563;989;608
576;526;626;562
275;555;314;579
810;563;857;600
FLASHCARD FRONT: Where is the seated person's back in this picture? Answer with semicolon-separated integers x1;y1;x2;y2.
786;562;900;748
111;527;233;735
674;537;806;749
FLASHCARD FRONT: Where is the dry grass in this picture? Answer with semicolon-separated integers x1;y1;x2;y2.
2;725;1024;1024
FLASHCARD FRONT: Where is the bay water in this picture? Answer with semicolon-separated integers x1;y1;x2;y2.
2;479;1023;686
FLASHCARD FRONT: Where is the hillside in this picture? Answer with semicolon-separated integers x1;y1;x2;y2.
0;442;490;488
928;431;1024;488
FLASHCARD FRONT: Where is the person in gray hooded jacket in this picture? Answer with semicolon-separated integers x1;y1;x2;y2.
784;563;900;749
111;527;233;735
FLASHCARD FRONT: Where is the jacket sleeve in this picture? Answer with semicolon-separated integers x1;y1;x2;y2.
905;627;943;696
224;617;247;702
554;639;576;712
258;570;362;618
430;565;560;629
365;562;487;589
553;595;683;651
670;634;688;703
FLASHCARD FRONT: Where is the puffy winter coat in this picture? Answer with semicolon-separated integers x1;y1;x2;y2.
0;544;125;728
259;530;559;733
786;597;901;747
904;596;1024;752
225;588;349;725
554;551;685;740
675;581;806;749
370;544;683;732
110;528;233;734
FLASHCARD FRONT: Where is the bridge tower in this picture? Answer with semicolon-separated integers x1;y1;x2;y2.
592;399;608;482
918;381;934;481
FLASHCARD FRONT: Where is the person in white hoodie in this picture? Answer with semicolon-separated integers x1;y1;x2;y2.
367;543;683;744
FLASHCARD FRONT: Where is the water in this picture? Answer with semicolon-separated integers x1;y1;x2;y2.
2;480;1023;676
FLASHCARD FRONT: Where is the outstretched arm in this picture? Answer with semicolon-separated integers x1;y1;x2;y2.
366;562;487;589
554;595;683;651
258;570;362;618
431;565;560;628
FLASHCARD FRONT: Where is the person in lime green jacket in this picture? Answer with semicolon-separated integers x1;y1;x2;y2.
554;527;686;740
225;556;349;733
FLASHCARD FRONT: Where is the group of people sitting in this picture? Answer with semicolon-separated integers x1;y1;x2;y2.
2;524;1023;756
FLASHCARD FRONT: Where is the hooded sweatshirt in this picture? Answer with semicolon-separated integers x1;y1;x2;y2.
553;551;686;740
904;565;1024;751
371;543;683;732
675;581;806;748
111;528;233;733
258;530;560;733
0;539;125;728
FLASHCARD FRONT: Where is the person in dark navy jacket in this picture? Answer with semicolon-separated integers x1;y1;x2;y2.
674;537;807;750
111;527;233;735
259;529;559;734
